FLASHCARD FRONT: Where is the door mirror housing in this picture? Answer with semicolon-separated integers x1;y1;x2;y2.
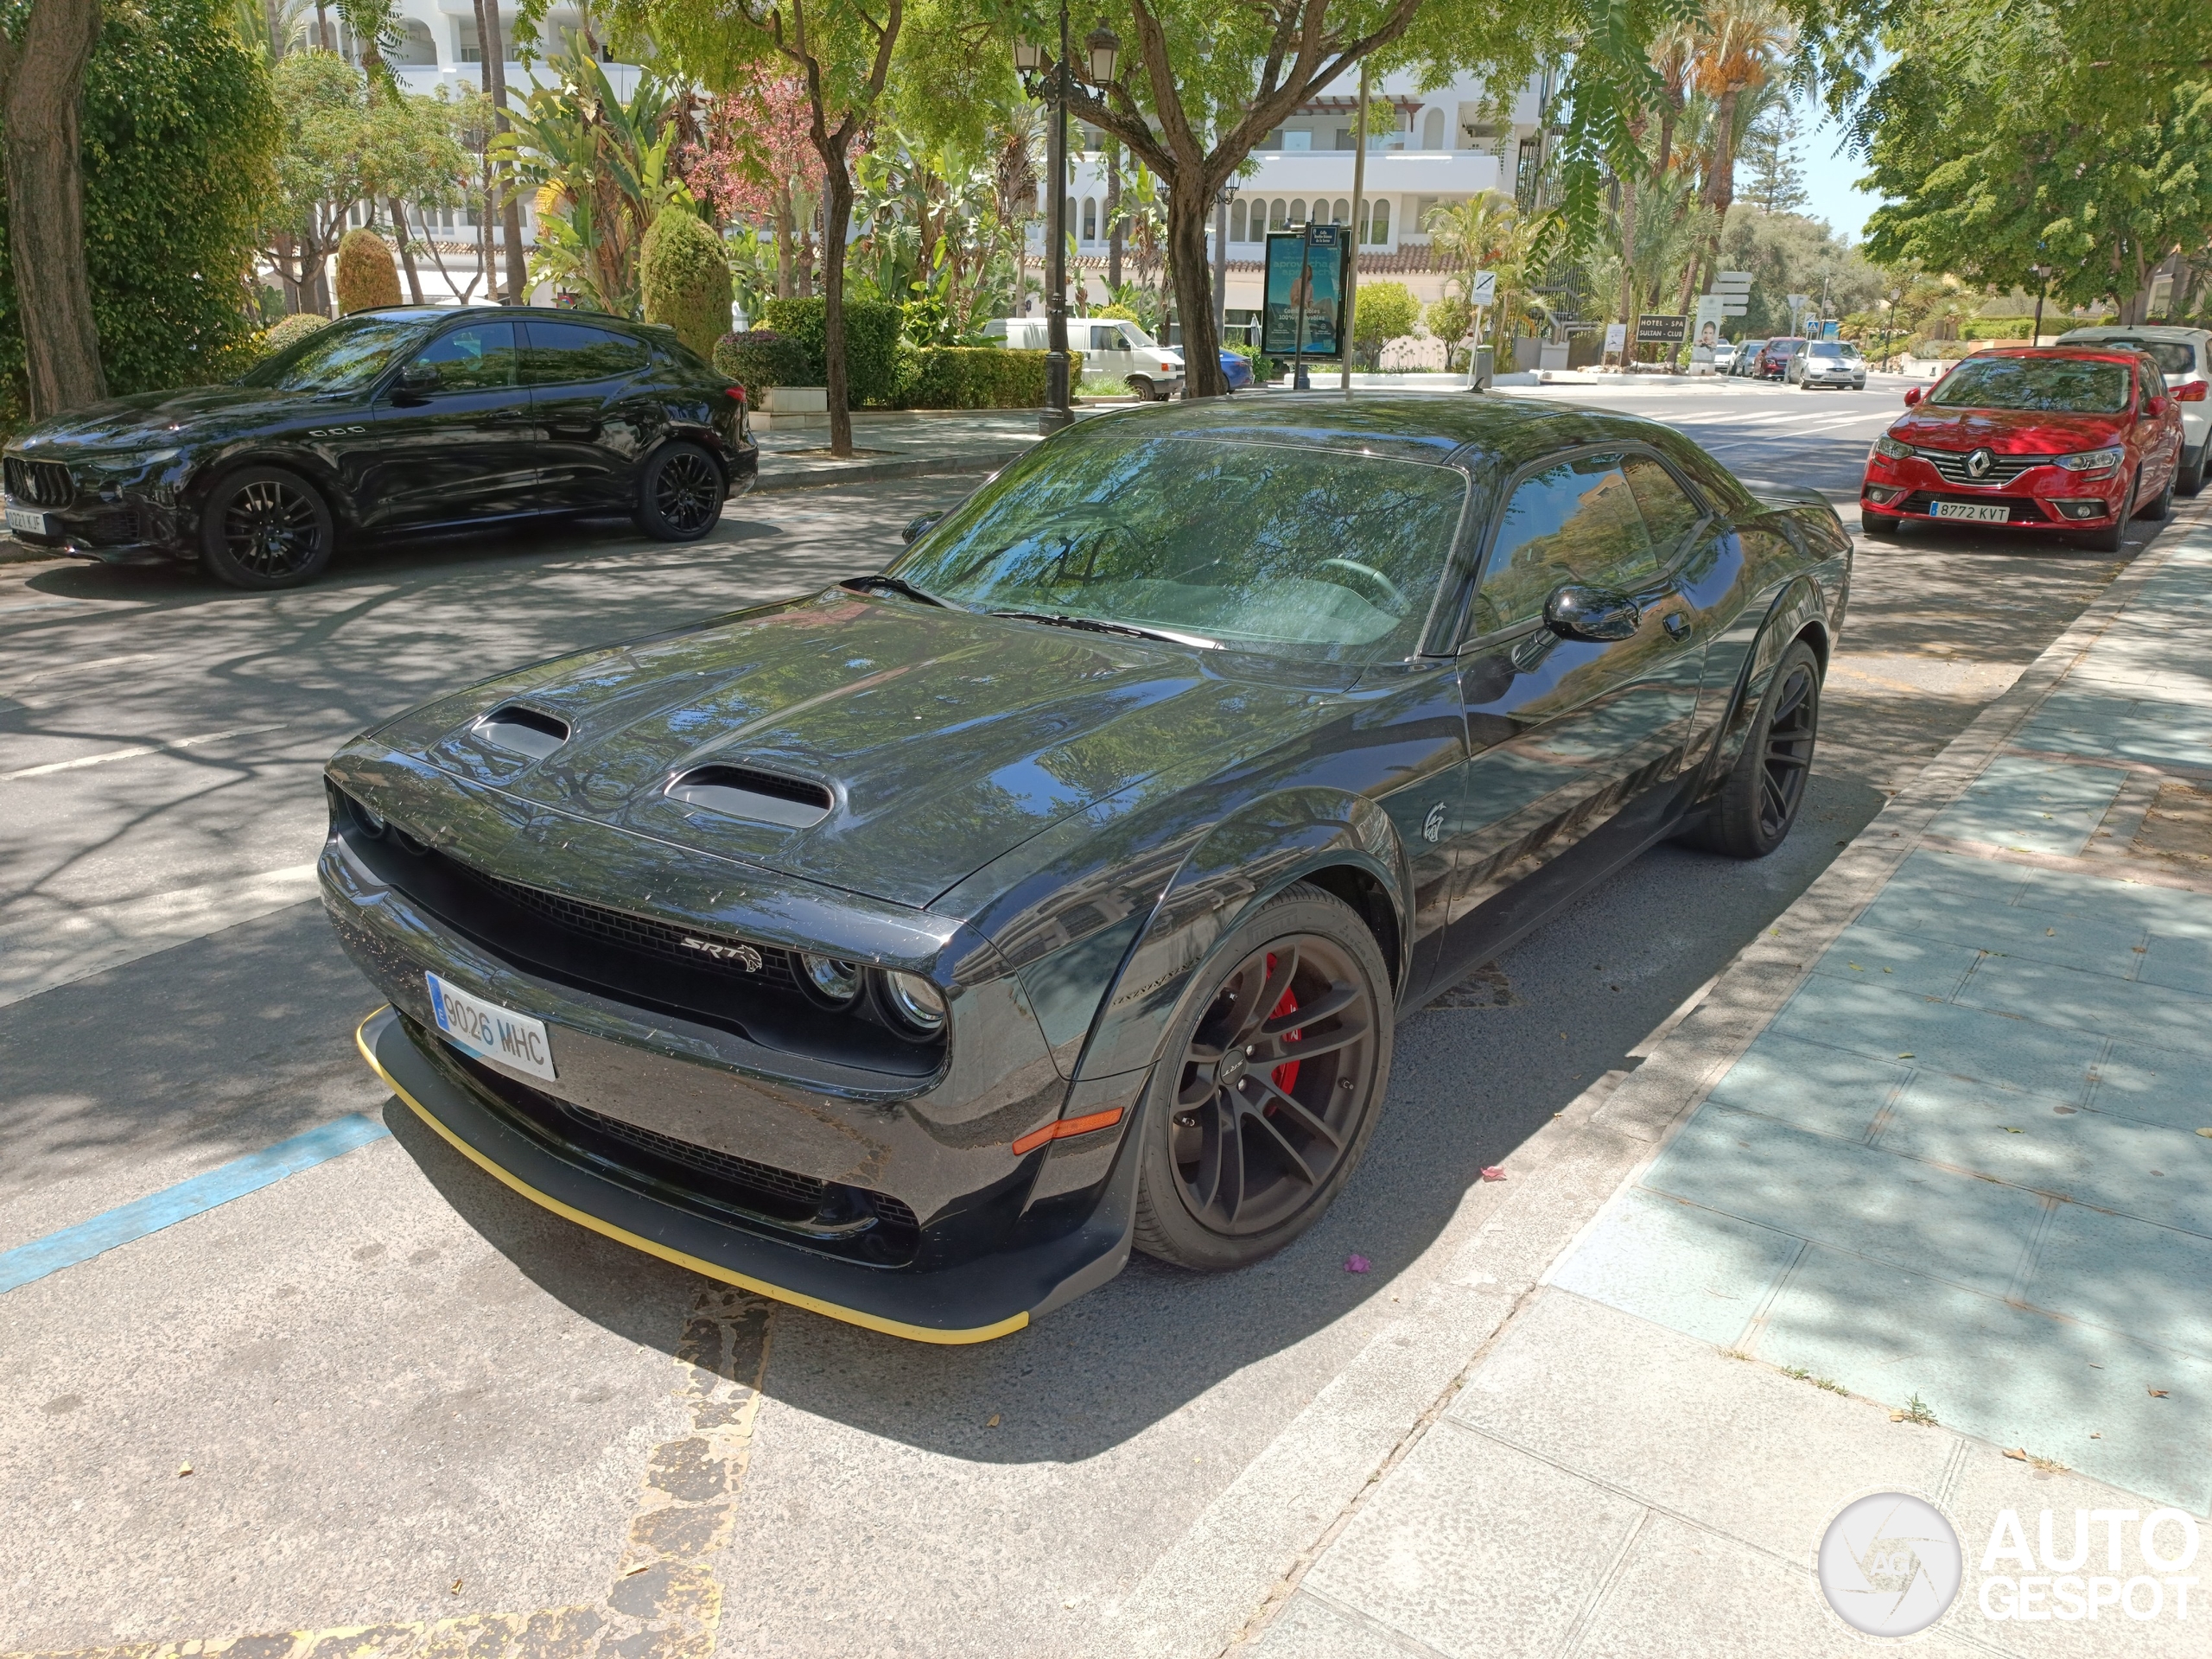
900;511;944;544
1544;584;1642;643
391;363;439;404
2147;394;2171;418
1902;386;1922;407
2177;379;2209;403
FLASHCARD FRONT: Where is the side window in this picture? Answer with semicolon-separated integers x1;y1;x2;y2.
520;321;650;386
1623;455;1707;561
401;322;518;392
1468;453;1656;637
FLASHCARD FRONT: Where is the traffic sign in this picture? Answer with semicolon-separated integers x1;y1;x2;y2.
1466;270;1497;306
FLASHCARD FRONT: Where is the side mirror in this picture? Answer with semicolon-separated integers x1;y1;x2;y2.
900;511;944;545
1903;386;1922;407
2147;395;2171;418
1544;584;1642;643
391;363;438;402
2177;380;2209;403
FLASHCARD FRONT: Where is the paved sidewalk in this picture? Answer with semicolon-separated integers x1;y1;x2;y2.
1217;518;2212;1656
750;407;1090;493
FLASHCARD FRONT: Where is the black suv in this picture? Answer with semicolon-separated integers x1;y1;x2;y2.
1;307;758;588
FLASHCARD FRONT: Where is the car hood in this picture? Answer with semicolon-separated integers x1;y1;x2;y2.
10;385;328;454
381;589;1324;911
1891;405;2127;454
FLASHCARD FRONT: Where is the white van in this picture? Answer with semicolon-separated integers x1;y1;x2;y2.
986;316;1185;401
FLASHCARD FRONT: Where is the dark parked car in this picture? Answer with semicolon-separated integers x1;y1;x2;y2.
1757;337;1806;379
1;307;757;588
327;395;1851;1343
1220;350;1256;391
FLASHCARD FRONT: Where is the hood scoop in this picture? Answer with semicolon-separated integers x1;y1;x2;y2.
667;763;835;830
474;705;571;760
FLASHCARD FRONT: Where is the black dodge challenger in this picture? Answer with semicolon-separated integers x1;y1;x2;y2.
324;395;1849;1342
2;307;756;588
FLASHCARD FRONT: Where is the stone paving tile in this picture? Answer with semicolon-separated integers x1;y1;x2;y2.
2132;928;2212;996
2002;864;2212;934
1957;954;2212;1058
1806;923;1984;1001
1853;887;2149;979
1926;755;2129;855
1643;1109;2046;1300
1296;1423;1639;1659
1770;976;2103;1107
1700;1030;1907;1142
2028;1202;2212;1363
1548;1187;1801;1348
2012;690;2212;770
1755;1244;2212;1513
1246;1592;1431;1658
2083;1034;2212;1128
1877;848;2036;911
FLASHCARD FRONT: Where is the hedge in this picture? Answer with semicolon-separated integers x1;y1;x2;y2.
335;229;400;314
640;207;733;360
898;346;1082;409
756;296;904;406
254;311;332;360
712;329;815;392
1961;318;2033;340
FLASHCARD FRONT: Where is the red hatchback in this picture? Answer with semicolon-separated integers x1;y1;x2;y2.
1861;346;2197;550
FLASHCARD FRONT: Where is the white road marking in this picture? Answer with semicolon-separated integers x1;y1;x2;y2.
1;723;289;782
0;862;321;1007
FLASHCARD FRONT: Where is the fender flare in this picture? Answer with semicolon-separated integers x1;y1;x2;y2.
1699;574;1833;789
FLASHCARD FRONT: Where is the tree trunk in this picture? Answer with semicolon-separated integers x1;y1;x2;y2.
773;192;792;299
1695;88;1741;325
1616;175;1638;327
818;152;855;456
1166;178;1222;397
475;0;525;302
390;199;426;302
0;0;108;418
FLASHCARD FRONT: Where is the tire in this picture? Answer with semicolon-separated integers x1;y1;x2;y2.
1132;882;1395;1272
2139;461;2176;521
1683;639;1822;860
1126;374;1159;402
198;466;335;589
1861;508;1902;537
633;442;724;541
2077;476;2135;552
2178;445;2207;497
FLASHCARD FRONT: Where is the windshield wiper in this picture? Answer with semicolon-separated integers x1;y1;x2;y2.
842;574;951;607
989;609;1217;650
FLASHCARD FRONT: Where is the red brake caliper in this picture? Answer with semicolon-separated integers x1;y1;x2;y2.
1263;951;1301;1101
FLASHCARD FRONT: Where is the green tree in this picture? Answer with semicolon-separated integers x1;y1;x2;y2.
641;203;734;356
0;0;278;422
1351;279;1418;364
1740;98;1806;214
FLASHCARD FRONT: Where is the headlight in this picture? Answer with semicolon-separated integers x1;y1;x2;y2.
1872;435;1913;461
798;953;862;1007
880;971;946;1035
2056;446;2124;473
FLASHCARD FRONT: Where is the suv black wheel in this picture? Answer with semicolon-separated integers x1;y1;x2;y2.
199;466;334;589
1684;639;1822;860
1132;882;1394;1272
635;442;723;541
2177;445;2206;497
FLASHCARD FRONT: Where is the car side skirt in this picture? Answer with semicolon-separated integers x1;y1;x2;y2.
355;1005;1138;1343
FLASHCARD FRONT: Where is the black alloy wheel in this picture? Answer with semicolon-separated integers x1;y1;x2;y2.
199;466;334;589
1134;883;1394;1271
2079;474;2136;553
635;442;723;541
1682;639;1823;860
2139;461;2176;522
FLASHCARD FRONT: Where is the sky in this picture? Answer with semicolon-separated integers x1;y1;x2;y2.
1793;92;1887;246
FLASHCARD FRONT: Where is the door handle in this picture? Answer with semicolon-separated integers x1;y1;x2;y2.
1664;613;1690;641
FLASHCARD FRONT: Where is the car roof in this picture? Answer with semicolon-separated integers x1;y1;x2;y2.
2058;323;2208;342
1076;392;1687;476
1970;344;2152;366
340;304;652;334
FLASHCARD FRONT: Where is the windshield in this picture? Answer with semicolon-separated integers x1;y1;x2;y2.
2082;337;2195;377
237;316;427;393
1928;355;2133;414
888;429;1468;662
1808;342;1842;359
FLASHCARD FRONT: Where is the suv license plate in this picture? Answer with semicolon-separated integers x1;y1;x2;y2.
427;971;557;1080
5;506;49;536
1932;501;2012;524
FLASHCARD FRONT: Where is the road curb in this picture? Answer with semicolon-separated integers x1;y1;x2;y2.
747;446;1029;495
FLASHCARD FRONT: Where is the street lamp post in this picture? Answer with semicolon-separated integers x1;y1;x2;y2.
1014;14;1117;434
1212;183;1236;370
2031;264;2050;346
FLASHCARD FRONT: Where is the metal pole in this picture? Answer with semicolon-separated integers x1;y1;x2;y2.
1039;0;1072;433
1291;226;1313;391
1341;66;1369;395
2032;276;2046;346
1212;188;1230;359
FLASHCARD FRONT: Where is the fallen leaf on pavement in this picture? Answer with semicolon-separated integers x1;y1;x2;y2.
2002;1126;2023;1134
2197;1128;2212;1139
621;1563;650;1577
2004;1446;2028;1461
1890;1409;1906;1421
450;1580;462;1595
987;1413;1001;1426
1479;1166;1507;1181
1898;1052;1915;1059
2091;1432;2102;1439
2149;1389;2170;1398
177;1463;193;1478
1344;1254;1371;1274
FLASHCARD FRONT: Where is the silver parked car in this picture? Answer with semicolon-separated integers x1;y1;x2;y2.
1731;339;1768;378
1792;339;1867;390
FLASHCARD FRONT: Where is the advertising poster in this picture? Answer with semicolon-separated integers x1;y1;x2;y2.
1262;226;1347;359
1691;295;1727;366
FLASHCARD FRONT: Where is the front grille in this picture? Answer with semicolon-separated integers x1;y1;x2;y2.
4;455;73;507
469;866;802;994
1897;492;2052;524
1913;448;2047;487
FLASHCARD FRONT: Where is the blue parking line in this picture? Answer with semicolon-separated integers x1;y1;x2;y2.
0;1113;391;1294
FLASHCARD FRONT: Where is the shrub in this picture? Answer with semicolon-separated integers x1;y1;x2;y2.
1961;317;2033;340
1353;282;1420;354
1093;302;1141;322
640;207;733;360
899;346;1084;409
1424;295;1472;346
334;229;401;314
757;296;906;406
255;311;332;361
712;329;816;393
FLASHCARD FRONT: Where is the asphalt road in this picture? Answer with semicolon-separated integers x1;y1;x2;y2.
0;378;2162;1657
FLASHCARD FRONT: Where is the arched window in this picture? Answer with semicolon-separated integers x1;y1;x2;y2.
1083;197;1096;241
1268;199;1287;232
1289;198;1306;226
393;19;436;64
1421;108;1445;150
1367;198;1390;245
1332;198;1350;225
1065;196;1076;235
1231;200;1248;242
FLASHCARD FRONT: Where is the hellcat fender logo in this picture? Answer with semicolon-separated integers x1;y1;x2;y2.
308;424;369;437
1423;802;1446;843
682;937;763;971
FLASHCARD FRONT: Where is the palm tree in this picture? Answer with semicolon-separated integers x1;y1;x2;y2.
1427;193;1540;363
1686;0;1795;307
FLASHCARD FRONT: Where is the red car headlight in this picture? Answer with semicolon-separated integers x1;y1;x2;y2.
1871;435;1913;461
